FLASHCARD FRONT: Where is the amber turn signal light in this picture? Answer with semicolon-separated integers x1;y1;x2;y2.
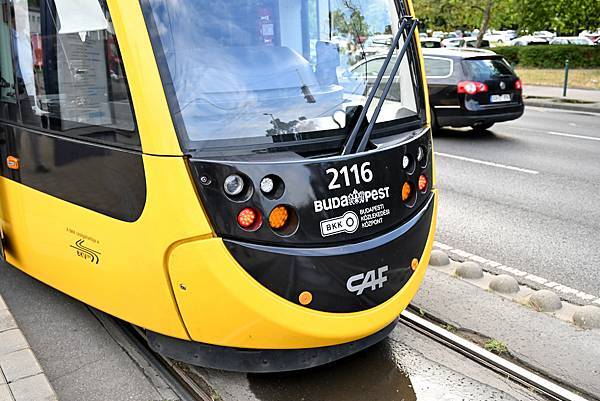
299;291;313;305
269;205;289;229
6;156;19;170
402;182;412;202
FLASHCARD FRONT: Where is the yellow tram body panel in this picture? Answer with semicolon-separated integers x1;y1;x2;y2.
168;190;437;349
0;154;216;340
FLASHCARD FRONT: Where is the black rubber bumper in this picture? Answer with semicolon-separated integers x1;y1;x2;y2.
436;106;524;127
146;319;398;373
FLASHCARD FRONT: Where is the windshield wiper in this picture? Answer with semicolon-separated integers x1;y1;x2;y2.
341;16;419;155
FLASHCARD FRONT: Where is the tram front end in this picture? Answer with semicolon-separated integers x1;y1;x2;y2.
142;0;437;372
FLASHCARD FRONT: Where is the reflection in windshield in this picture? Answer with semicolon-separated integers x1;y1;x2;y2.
144;0;419;148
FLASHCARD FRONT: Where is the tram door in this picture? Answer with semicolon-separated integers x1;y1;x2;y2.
0;0;16;260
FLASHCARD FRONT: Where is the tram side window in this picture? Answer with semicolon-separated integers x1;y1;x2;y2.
0;0;17;121
11;0;139;148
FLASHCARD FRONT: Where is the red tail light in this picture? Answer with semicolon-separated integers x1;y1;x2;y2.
515;79;522;90
418;175;428;192
457;81;488;95
237;207;261;230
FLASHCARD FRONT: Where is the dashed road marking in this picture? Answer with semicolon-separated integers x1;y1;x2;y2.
433;241;600;305
435;152;540;175
547;131;600;142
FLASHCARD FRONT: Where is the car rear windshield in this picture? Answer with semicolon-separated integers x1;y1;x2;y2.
463;58;514;80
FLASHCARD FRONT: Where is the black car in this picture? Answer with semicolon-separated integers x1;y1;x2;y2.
423;48;524;131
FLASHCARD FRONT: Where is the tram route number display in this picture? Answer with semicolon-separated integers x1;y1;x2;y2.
317;162;391;237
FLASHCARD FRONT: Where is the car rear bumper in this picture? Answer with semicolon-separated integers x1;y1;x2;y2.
435;104;524;127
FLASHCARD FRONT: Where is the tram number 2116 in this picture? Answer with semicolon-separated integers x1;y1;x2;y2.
326;162;373;190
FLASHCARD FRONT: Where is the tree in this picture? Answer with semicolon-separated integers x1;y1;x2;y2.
476;0;493;47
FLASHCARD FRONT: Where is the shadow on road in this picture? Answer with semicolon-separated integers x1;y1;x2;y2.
247;340;416;401
433;127;507;142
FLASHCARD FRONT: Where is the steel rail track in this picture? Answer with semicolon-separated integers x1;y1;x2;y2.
96;306;590;401
399;309;590;401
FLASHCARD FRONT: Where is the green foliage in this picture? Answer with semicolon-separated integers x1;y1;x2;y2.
484;339;509;355
414;0;600;35
490;46;520;65
493;45;600;68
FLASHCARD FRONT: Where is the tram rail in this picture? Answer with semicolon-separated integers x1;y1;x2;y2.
95;307;591;401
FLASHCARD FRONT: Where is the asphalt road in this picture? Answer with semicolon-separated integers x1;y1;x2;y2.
433;106;600;298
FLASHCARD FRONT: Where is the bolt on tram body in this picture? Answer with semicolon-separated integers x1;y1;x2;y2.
0;0;436;371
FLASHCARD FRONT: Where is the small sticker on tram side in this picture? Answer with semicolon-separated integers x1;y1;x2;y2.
313;186;390;213
320;211;360;237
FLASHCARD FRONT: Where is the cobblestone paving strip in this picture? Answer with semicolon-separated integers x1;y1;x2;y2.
0;294;58;401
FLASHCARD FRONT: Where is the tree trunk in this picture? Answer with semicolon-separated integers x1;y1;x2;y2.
476;0;493;48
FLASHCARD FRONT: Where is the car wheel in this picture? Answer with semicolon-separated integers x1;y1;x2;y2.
471;122;494;132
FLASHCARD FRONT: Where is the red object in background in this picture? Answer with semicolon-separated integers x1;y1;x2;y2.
257;6;274;45
515;79;522;90
31;33;43;67
457;80;488;95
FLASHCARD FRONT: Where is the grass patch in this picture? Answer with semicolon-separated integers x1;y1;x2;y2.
516;68;600;90
484;339;509;355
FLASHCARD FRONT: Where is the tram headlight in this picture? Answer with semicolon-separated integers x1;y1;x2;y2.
224;174;245;196
417;146;425;162
402;155;410;169
260;177;275;194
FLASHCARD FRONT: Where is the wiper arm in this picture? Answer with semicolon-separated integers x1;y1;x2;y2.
355;18;419;153
341;16;418;155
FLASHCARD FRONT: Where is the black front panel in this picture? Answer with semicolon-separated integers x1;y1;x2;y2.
225;194;434;312
0;126;146;222
190;128;433;247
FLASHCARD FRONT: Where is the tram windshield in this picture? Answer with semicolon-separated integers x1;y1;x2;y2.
143;0;422;151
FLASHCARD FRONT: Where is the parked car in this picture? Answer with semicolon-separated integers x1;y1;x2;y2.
422;48;524;132
511;35;549;46
442;37;490;48
533;30;556;42
484;31;512;44
420;37;442;48
578;30;600;43
550;36;595;45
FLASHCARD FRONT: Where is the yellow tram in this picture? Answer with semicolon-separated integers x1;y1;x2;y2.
0;0;436;371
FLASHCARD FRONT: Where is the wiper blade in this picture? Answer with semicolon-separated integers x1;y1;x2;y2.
341;16;418;155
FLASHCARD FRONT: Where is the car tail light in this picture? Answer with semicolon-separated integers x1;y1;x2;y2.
515;79;522;90
457;81;488;95
237;207;260;229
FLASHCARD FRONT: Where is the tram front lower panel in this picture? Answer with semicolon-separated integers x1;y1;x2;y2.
190;129;434;312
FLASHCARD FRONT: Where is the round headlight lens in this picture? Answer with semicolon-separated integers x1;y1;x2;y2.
260;177;275;194
224;174;244;196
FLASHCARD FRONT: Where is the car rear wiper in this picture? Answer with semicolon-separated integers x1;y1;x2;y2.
341;16;419;155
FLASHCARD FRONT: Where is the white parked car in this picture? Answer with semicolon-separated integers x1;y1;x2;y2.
511;36;549;46
532;31;556;42
550;36;595;45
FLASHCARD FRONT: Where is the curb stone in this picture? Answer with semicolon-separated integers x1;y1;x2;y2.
573;306;600;329
0;293;58;401
524;99;600;113
455;261;484;279
528;290;562;312
430;249;600;330
429;249;450;266
489;274;520;294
